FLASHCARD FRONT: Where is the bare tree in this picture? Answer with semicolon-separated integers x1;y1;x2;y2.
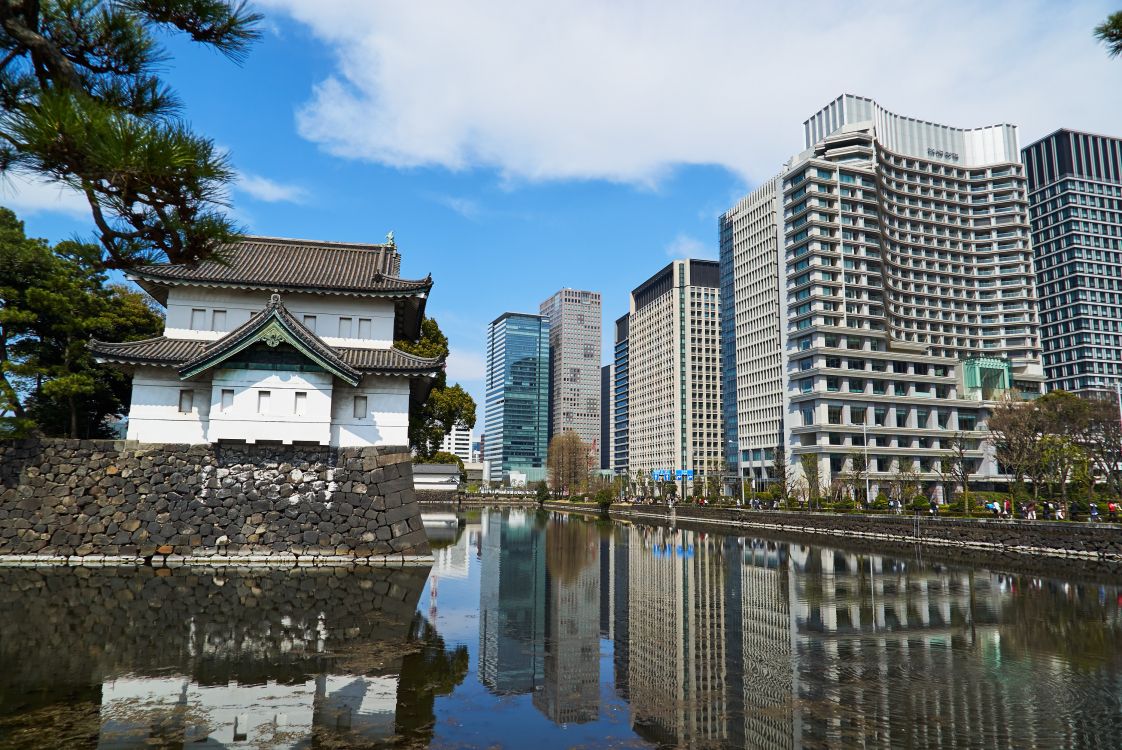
770;447;796;509
940;432;973;515
547;431;589;496
799;454;822;509
1080;397;1122;498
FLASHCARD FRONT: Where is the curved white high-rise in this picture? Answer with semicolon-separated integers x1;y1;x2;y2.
722;95;1045;498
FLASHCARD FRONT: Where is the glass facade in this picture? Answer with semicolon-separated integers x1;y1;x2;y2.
484;313;551;484
1023;129;1122;394
612;314;629;475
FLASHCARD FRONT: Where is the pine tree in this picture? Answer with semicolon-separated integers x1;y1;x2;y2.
1097;11;1122;57
0;206;164;437
0;1;261;268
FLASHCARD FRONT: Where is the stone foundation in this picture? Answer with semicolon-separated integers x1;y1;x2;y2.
0;439;430;562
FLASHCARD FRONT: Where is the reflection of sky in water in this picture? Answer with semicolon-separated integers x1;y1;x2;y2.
3;510;1122;749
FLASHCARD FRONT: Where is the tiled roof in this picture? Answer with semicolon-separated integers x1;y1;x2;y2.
90;336;205;365
336;347;445;374
128;236;432;297
91;335;443;379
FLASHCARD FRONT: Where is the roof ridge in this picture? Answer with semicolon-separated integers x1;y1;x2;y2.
239;235;393;250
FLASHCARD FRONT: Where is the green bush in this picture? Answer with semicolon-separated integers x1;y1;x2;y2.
595;488;613;510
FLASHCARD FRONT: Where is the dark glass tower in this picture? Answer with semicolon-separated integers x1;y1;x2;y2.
1023;129;1122;394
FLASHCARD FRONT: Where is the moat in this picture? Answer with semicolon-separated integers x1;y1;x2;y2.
2;508;1122;748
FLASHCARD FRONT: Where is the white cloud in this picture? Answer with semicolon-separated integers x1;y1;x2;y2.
428;193;482;220
236;172;308;203
0;172;88;218
446;347;485;383
259;0;1122;185
665;232;711;260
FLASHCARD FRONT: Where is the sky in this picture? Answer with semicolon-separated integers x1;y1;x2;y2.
4;0;1122;421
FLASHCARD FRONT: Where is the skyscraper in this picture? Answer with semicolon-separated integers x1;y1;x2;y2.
600;364;612;471
723;95;1045;496
628;260;722;475
1023;129;1122;394
613;314;630;476
720;176;785;484
484;313;551;485
539;289;602;458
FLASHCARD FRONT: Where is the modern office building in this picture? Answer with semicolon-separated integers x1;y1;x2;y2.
484;313;551;485
612;314;630;476
627;260;722;476
1023;128;1122;395
539;289;602;458
600;364;612;470
720;176;786;485
723;94;1045;497
439;424;473;463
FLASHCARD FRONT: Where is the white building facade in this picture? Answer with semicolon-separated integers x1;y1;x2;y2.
721;95;1046;498
439;424;474;462
627;260;722;476
539;288;602;456
92;237;443;447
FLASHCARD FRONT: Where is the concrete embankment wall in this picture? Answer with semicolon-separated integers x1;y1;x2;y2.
604;504;1122;562
0;438;430;564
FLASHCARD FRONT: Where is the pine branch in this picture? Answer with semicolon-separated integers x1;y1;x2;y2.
1097;11;1122;57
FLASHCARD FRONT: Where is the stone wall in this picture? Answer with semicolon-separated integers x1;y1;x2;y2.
602;503;1122;562
0;438;430;561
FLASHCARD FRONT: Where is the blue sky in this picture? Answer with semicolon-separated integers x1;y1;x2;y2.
5;0;1121;419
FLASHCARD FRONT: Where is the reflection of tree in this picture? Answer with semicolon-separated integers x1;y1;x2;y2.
546;519;595;584
997;582;1122;669
393;614;470;747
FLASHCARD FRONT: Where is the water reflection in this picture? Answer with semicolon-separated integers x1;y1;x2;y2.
0;566;465;749
473;508;1122;749
4;512;1122;749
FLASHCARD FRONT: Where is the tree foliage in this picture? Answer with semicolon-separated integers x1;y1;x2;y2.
0;0;262;269
395;317;475;460
0;206;163;437
1096;10;1122;57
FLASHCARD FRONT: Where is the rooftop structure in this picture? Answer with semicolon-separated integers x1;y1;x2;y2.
91;236;442;447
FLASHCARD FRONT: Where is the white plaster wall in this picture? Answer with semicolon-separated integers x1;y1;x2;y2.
163;287;397;347
207;368;333;445
331;375;411;447
125;366;210;443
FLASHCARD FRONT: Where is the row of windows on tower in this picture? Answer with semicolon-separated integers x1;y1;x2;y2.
187;308;376;338
175;389;369;419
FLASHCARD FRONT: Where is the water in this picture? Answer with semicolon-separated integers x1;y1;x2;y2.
2;509;1122;749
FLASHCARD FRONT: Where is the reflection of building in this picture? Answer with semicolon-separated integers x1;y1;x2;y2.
611;526;630;700
733;541;799;749
627;526;728;747
478;509;546;693
535;519;600;724
431;521;480;579
99;673;400;747
0;566;447;749
484;313;551;484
